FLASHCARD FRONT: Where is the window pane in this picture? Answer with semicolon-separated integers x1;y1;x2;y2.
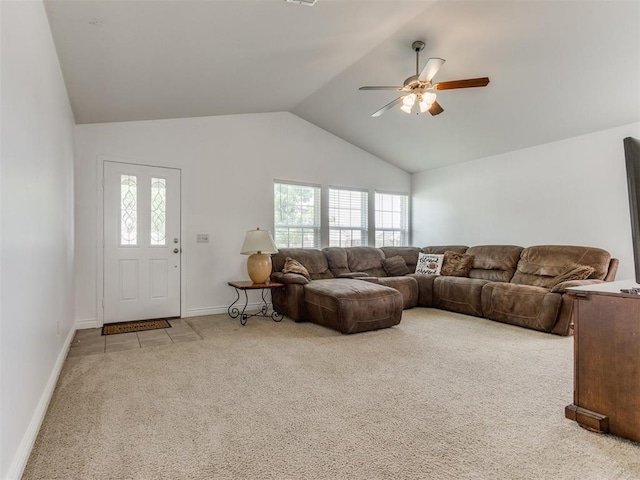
150;177;167;246
329;188;368;247
120;175;137;245
375;192;408;247
274;182;321;248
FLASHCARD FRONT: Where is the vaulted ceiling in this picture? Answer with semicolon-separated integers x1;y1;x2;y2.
44;0;640;173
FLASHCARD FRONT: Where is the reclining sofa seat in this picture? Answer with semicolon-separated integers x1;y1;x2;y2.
482;245;617;335
432;245;524;317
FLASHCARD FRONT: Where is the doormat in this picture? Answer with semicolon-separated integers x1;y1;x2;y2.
102;319;172;336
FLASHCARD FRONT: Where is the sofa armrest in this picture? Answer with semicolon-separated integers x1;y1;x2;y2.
271;271;309;285
356;277;380;284
336;272;369;278
551;279;604;293
605;258;619;282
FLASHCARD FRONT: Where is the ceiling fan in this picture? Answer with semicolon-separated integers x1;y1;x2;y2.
359;40;490;117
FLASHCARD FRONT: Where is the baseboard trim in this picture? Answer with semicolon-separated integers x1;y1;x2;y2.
75;305;272;323
185;302;270;318
184;306;228;317
6;326;75;480
75;318;98;330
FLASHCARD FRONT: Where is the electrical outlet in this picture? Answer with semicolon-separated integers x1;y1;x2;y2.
196;234;209;243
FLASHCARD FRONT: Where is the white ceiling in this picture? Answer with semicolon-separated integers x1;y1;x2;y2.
44;0;640;173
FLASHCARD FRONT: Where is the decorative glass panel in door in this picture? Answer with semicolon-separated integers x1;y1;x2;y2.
150;177;167;246
120;175;138;245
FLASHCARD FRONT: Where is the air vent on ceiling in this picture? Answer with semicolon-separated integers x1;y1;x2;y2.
285;0;318;6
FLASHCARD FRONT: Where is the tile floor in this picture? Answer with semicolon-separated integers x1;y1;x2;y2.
68;318;201;357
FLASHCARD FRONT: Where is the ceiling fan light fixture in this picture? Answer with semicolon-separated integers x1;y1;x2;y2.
418;91;437;113
359;39;489;118
402;94;416;107
418;96;429;113
424;91;437;104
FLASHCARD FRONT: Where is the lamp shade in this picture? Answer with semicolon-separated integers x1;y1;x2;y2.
240;228;278;255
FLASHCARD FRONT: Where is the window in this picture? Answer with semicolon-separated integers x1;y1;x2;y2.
375;192;409;247
329;187;368;247
274;182;321;248
274;182;410;249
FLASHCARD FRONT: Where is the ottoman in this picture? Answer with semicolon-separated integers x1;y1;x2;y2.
304;279;403;334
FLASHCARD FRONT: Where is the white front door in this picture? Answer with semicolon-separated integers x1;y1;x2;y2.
103;161;181;323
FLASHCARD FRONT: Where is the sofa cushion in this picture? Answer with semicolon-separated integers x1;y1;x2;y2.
466;245;523;282
511;245;611;287
380;247;422;272
415;253;444;275
441;251;475;277
323;247;350;277
382;256;410;276
272;248;333;280
433;277;488;317
283;257;311;280
346;247;387;277
481;282;562;332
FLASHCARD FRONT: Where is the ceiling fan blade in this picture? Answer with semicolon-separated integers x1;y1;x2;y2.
429;101;444;116
359;86;403;91
434;77;490;90
418;57;445;83
371;96;404;117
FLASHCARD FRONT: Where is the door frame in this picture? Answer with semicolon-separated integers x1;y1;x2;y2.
96;155;186;327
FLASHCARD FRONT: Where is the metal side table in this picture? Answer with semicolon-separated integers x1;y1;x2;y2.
227;281;284;325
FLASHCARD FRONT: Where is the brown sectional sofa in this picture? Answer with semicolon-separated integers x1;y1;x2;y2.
271;245;618;336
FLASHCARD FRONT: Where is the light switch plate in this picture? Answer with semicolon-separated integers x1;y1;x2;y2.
196;234;209;243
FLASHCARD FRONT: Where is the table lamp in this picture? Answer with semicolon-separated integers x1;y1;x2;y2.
240;227;278;284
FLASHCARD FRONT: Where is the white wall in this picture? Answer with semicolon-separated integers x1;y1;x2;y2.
74;112;410;324
0;1;75;478
412;123;640;281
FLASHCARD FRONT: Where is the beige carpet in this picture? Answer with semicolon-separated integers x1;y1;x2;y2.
23;309;640;479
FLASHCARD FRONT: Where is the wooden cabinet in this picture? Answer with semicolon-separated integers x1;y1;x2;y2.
565;283;640;442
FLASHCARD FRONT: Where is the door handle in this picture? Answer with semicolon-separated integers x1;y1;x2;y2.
173;248;180;254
